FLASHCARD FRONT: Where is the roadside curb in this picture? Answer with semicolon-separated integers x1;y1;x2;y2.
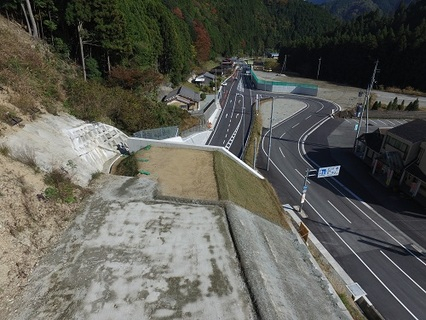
285;206;385;320
283;206;353;319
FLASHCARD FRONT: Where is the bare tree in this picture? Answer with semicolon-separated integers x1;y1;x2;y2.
20;2;32;36
77;21;87;81
25;0;39;39
20;0;39;38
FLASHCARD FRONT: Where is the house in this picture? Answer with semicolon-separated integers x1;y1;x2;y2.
358;128;390;166
401;140;426;200
364;119;426;203
194;72;216;86
267;52;279;59
163;86;201;111
221;59;233;69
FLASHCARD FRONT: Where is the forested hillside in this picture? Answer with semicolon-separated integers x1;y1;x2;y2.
0;0;335;84
1;0;425;94
282;0;426;91
307;0;415;20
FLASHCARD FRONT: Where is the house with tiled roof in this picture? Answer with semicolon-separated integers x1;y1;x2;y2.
194;72;216;86
163;86;201;111
368;119;426;203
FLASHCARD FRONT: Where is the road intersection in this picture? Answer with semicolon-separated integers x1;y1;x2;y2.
208;68;426;320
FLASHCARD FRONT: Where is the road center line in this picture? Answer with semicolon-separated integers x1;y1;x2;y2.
305;115;312;120
292;123;299;128
328;200;352;224
259;144;420;319
299;109;426;267
280;132;286;138
380;250;426;295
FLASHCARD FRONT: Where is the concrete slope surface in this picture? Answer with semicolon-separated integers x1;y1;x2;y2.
8;173;351;320
227;203;350;320
1;113;128;186
9;176;256;320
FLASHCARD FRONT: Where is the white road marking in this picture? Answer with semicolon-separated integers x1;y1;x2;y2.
377;119;387;125
369;120;378;125
280;132;286;138
279;147;286;158
306;199;419;320
225;113;228;118
264;104;420;318
292;123;299;128
305;115;312;120
328;200;352;224
222;140;226;145
380;250;426;295
315;105;324;113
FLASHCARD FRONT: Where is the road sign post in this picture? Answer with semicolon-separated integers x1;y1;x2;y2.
299;165;341;214
299;168;317;213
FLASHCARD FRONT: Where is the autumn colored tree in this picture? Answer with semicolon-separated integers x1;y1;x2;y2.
193;19;211;63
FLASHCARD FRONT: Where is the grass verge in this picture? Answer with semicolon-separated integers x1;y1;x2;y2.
214;151;289;229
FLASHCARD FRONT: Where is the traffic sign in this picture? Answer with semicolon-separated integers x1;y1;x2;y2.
317;165;341;178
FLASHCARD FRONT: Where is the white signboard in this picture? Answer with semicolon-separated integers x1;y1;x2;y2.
317;165;341;178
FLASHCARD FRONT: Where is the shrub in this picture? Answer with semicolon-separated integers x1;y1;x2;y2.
11;147;39;172
0;143;9;156
44;168;78;203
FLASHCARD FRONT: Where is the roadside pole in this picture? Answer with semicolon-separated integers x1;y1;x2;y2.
299;165;341;214
267;97;274;171
299;168;317;213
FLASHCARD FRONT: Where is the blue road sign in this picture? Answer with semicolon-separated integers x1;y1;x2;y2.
317;165;341;178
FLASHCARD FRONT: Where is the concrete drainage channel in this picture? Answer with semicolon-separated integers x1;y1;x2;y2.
285;206;385;320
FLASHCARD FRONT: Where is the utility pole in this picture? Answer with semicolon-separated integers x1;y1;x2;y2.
316;57;322;80
267;97;274;171
241;105;245;159
354;60;379;150
280;54;287;74
365;60;379;134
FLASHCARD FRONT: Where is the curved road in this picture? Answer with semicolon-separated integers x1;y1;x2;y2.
257;96;426;320
207;67;254;157
207;66;426;319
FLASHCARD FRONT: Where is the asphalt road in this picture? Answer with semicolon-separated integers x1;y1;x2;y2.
207;65;426;319
256;97;426;320
207;67;254;157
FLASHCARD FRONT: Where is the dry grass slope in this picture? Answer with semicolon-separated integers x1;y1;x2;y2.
214;152;289;229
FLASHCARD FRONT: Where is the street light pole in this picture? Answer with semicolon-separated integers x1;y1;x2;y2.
267;97;274;171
